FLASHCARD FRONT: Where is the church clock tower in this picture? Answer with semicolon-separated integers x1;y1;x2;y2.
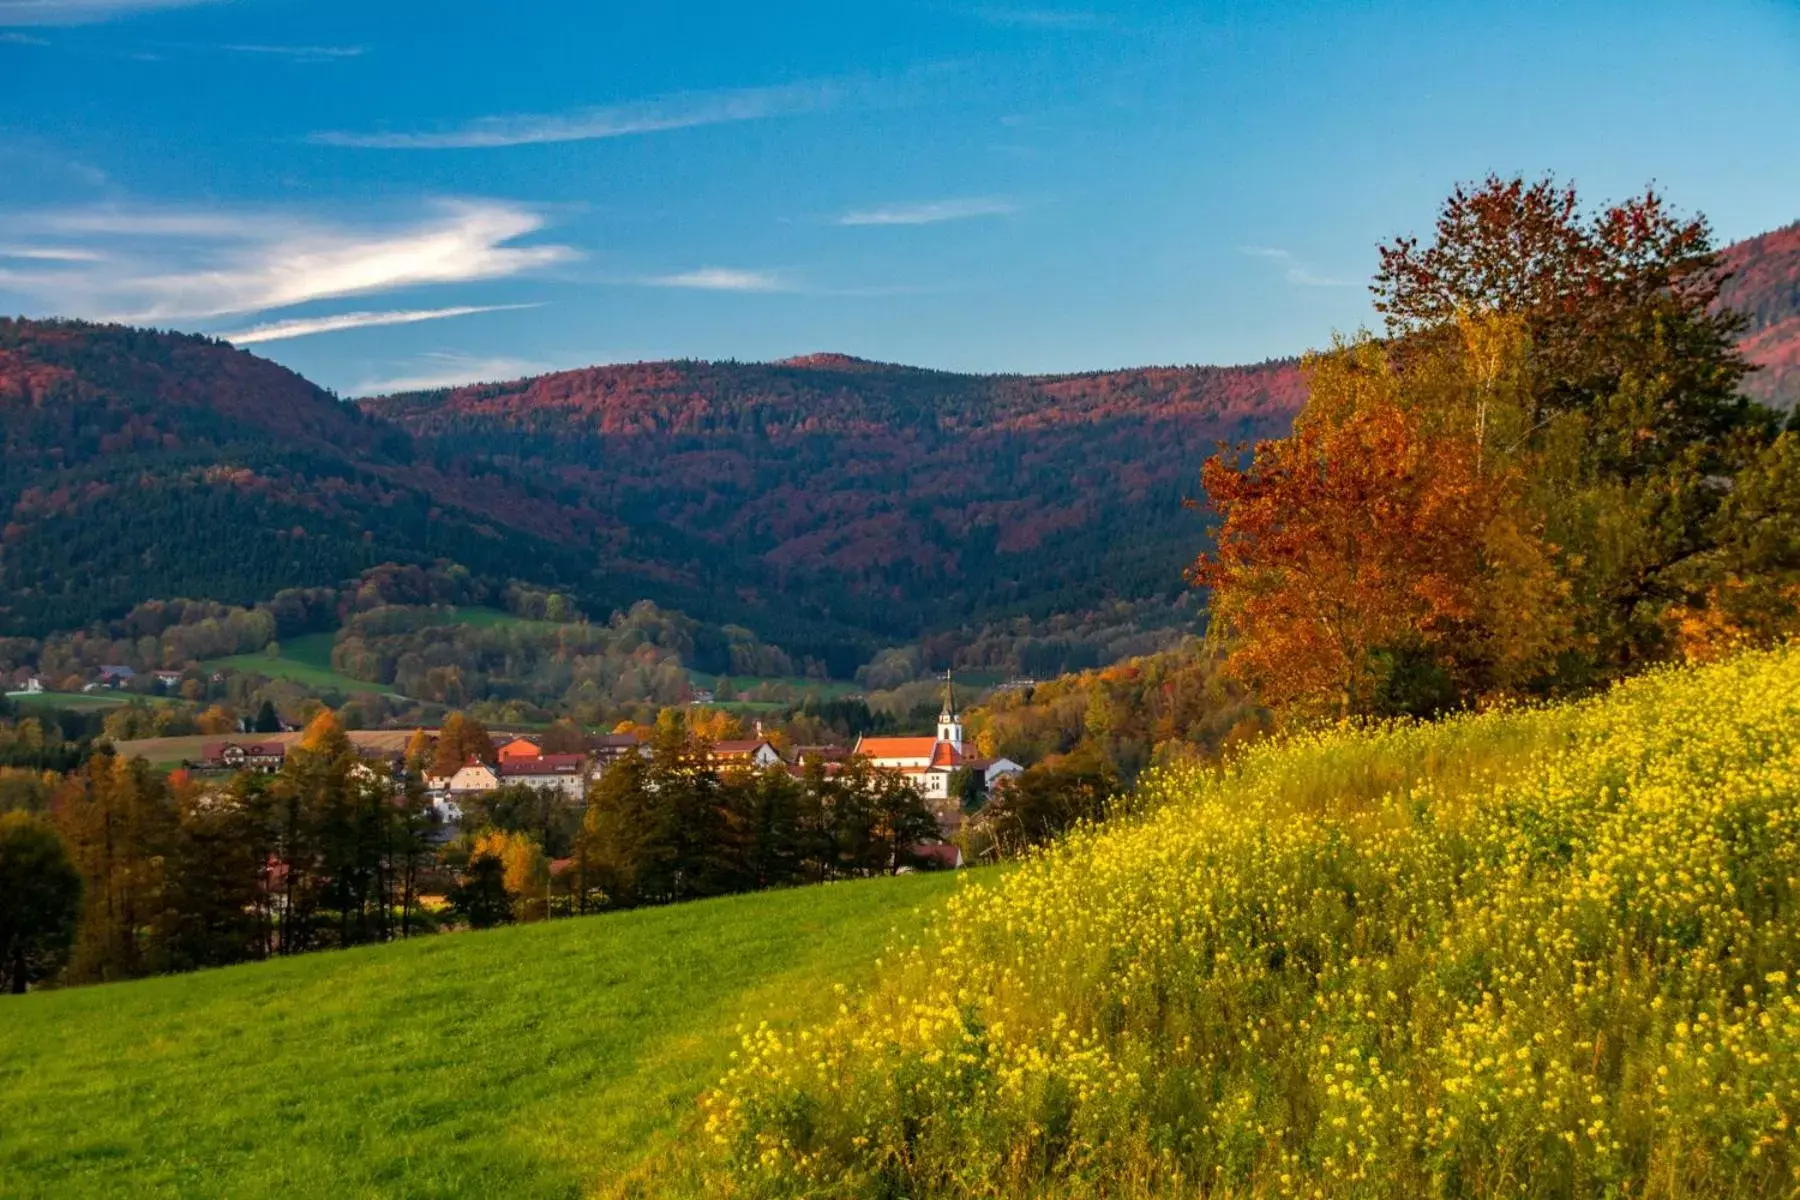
936;671;964;751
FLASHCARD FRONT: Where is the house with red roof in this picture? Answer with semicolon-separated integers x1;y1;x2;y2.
192;741;288;774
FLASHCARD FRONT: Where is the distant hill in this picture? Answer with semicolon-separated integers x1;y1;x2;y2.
360;355;1306;654
0;219;1792;657
1719;220;1800;410
0;320;658;638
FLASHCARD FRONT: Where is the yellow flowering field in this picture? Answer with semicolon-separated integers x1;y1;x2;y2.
692;646;1800;1197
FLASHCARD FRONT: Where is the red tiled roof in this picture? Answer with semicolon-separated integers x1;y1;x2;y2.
793;744;849;761
928;742;963;769
909;843;964;868
855;736;941;759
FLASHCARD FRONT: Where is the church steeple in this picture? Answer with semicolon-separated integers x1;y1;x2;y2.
936;670;963;750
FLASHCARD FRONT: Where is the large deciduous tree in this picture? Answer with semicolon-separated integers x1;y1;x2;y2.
1198;176;1798;717
1373;175;1788;674
1193;327;1565;717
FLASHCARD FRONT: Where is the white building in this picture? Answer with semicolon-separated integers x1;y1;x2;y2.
852;680;1021;805
496;753;588;801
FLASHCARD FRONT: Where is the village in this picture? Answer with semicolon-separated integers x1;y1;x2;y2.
179;680;1023;863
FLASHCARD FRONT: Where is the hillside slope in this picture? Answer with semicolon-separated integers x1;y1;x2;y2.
0;870;960;1199
696;646;1800;1196
0;320;620;636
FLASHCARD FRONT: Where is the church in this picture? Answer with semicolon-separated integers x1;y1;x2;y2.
852;676;1022;809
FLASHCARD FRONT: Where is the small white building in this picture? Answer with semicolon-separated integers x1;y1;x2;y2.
426;759;500;796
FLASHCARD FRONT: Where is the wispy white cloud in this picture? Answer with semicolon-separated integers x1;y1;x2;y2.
353;352;544;396
218;42;365;62
0;29;49;41
0;243;104;261
218;303;539;346
311;80;835;150
836;197;1017;227
638;267;794;293
0;199;577;320
1239;245;1351;289
0;0;223;26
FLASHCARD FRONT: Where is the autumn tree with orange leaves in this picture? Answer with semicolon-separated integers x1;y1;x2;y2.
1192;328;1566;718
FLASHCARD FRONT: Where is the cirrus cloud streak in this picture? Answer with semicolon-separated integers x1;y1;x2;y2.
638;267;794;293
311;81;836;150
836;197;1017;226
218;303;540;345
0;199;576;321
0;0;222;25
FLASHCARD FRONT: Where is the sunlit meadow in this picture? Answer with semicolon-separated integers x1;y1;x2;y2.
694;646;1800;1197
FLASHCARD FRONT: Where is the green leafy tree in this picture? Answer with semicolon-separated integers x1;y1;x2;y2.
459;783;579;858
577;750;673;908
1373;175;1785;679
0;811;82;993
979;743;1118;856
449;852;512;929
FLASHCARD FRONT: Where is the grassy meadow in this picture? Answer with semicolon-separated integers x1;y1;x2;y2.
202;631;395;697
698;647;1800;1197
0;871;961;1199
4;691;129;713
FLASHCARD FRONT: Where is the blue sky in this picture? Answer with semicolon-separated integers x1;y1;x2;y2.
1;0;1796;395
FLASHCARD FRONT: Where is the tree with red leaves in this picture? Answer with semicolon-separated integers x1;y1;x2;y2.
1192;331;1565;718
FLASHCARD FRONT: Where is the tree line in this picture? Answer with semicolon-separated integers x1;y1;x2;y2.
0;707;951;993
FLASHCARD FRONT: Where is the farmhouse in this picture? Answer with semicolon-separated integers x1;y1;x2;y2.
711;739;783;769
497;753;588;800
428;759;499;795
588;731;647;766
193;741;288;774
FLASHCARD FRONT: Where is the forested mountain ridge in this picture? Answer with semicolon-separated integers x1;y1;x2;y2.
360;354;1308;647
0;319;629;636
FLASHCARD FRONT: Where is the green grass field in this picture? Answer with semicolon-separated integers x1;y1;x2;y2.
0;871;964;1199
4;691;130;712
685;670;864;712
203;632;396;696
445;607;564;632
